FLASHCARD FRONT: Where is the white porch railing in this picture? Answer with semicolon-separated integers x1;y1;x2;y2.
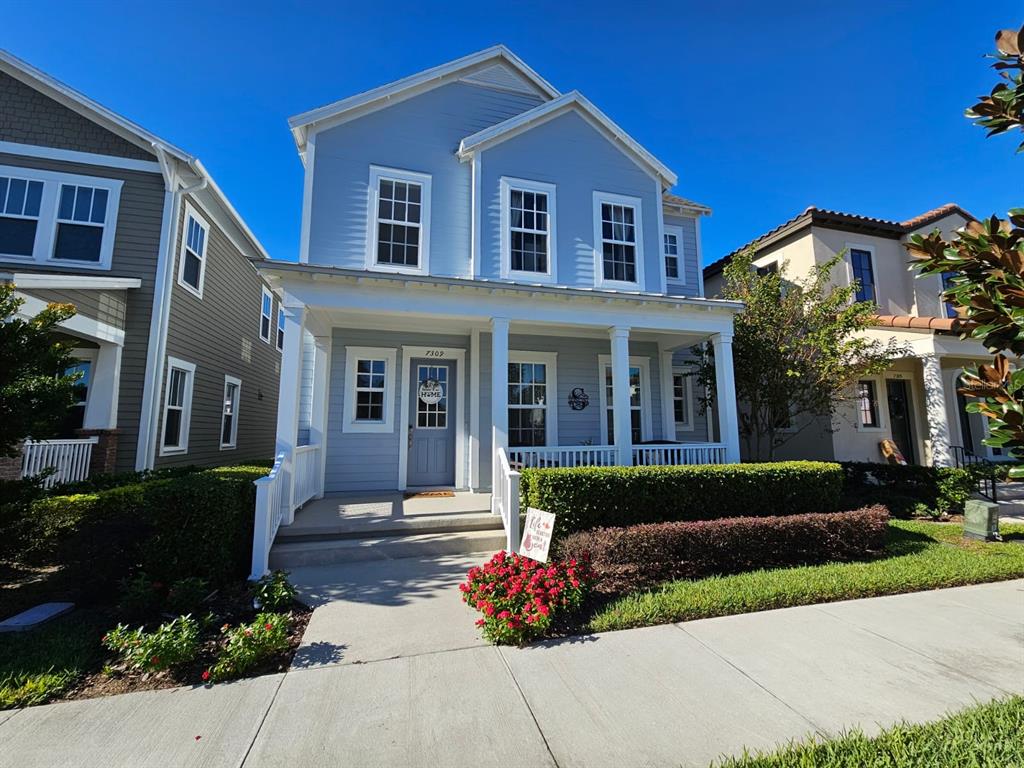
494;447;521;554
293;444;321;507
21;437;99;489
632;443;728;466
508;445;617;468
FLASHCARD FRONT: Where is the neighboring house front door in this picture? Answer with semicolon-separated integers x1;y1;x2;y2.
407;359;455;487
886;379;916;464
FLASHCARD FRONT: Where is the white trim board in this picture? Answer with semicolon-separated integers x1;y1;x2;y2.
0;272;140;289
0;140;162;173
397;345;467;491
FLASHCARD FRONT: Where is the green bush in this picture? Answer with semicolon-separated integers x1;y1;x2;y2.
840;462;980;515
102;615;201;673
253;570;297;611
519;461;843;540
208;612;291;682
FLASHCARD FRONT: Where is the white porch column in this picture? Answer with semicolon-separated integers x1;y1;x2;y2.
490;317;510;507
610;326;633;466
276;303;306;524
921;354;952;467
309;333;332;499
470;327;481;490
712;332;741;463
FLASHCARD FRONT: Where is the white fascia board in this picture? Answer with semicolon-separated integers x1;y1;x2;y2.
0;272;141;290
457;91;677;188
287;45;560;153
663;199;712;217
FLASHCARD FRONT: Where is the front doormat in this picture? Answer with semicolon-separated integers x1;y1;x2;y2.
404;490;456;499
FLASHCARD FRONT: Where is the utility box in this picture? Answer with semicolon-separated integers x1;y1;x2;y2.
964;498;1002;541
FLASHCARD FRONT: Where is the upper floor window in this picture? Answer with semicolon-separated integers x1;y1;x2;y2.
849;247;876;303
663;224;685;283
0;165;121;270
594;192;644;289
276;307;285;351
500;178;556;282
177;204;209;297
367;166;431;276
260;287;273;343
942;272;958;318
756;261;779;277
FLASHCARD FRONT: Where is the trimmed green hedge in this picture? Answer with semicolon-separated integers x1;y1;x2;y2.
23;464;268;591
840;462;981;516
520;461;843;540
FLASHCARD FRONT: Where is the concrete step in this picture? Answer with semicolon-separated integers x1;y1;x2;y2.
276;511;501;542
268;529;507;569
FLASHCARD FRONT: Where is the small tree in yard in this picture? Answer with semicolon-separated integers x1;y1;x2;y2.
694;250;900;462
0;282;80;457
908;23;1024;473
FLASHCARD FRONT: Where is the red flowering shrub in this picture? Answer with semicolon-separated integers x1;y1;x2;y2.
460;551;592;645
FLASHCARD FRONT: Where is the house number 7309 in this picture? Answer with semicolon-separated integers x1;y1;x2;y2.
425;349;445;358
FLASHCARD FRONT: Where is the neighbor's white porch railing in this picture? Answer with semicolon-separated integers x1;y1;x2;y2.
632;443;728;466
508;445;617;468
494;447;521;554
21;437;99;489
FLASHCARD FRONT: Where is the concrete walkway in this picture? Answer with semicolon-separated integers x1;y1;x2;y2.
1;580;1021;768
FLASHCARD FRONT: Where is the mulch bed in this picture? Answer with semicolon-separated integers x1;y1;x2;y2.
63;587;312;702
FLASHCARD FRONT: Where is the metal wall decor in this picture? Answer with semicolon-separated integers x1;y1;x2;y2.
568;387;589;410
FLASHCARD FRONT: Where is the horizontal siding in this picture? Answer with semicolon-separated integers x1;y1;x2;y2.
156;194;281;469
20;287;128;330
664;213;701;296
309;81;543;276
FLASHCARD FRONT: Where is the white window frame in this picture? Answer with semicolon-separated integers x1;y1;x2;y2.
663;224;686;285
259;286;273;344
593;191;645;290
671;367;694;432
343;346;397;434
846;242;878;304
276;307;285;351
855;375;885;431
365;165;431;276
159;356;196;456
508;350;559;447
499;177;557;284
597;354;653;443
220;375;242;450
0;164;122;270
176;202;209;299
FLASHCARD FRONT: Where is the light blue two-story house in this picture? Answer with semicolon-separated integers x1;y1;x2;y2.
252;46;742;572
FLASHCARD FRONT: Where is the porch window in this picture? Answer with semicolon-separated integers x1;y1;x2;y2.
53;183;109;264
850;247;876;303
220;376;241;449
177;205;208;296
60;354;93;437
260;287;273;343
672;371;694;431
857;379;880;428
0;175;44;258
368;166;431;274
508;361;548;447
663;228;681;280
604;365;643;443
161;357;195;454
355;360;387;421
343;346;396;433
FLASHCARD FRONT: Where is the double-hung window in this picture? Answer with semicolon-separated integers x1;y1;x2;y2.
367;166;431;275
178;204;209;297
276;308;285;351
849;247;876;303
0;175;44;258
343;346;396;433
220;375;241;449
857;379;880;428
260;287;273;343
0;165;122;268
507;353;558;447
500;178;556;282
663;225;684;282
672;371;694;432
598;355;650;444
161;357;196;455
594;192;644;288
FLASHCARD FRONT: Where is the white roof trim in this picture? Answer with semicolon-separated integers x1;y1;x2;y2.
287;45;560;151
457;91;677;188
1;272;142;290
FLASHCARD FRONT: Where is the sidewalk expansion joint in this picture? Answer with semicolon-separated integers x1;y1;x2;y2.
238;672;286;768
496;646;562;768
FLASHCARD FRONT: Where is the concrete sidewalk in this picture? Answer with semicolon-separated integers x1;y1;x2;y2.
1;580;1021;768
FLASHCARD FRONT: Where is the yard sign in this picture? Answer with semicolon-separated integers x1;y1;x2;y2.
520;507;556;563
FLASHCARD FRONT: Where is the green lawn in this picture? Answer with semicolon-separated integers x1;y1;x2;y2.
714;695;1024;767
0;611;105;709
589;520;1024;633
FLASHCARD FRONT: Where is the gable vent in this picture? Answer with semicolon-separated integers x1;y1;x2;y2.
460;63;543;96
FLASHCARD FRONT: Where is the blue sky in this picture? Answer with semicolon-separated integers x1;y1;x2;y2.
4;0;1021;264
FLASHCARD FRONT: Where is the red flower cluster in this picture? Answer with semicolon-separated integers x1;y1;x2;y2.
459;551;591;645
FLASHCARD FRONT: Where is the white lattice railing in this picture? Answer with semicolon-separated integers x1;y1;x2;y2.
494;447;521;554
632;443;728;466
508;445;617;469
293;444;321;509
250;452;291;580
21;437;99;489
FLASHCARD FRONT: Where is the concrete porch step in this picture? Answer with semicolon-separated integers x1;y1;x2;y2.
268;529;507;568
276;511;502;542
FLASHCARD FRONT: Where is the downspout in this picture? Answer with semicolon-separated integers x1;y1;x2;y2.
135;144;208;469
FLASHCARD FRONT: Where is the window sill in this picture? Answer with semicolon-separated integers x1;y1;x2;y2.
595;279;642;292
856;425;885;433
44;257;111;271
159;446;188;457
367;263;427;277
219;444;237;451
177;279;204;300
343;421;394;434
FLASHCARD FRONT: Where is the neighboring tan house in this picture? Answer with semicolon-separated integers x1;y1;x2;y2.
704;203;999;467
249;46;744;571
0;49;281;484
